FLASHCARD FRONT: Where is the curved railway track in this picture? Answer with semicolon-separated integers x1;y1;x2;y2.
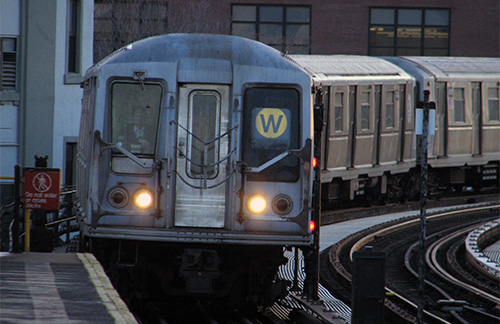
321;202;500;324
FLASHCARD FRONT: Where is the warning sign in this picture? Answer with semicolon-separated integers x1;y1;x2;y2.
23;168;61;210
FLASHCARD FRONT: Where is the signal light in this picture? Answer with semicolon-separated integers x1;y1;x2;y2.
310;220;316;232
312;157;318;169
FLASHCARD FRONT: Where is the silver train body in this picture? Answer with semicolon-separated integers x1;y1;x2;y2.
292;55;500;202
76;34;314;303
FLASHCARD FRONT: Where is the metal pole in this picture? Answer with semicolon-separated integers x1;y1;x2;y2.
11;165;21;253
417;90;430;324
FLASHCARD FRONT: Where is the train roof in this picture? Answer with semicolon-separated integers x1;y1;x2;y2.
88;33;304;76
385;56;500;80
289;55;412;81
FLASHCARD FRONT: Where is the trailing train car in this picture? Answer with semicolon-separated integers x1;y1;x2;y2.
291;55;418;203
76;34;315;305
292;55;500;204
386;56;500;192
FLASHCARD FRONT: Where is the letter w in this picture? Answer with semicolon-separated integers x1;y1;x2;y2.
259;114;283;133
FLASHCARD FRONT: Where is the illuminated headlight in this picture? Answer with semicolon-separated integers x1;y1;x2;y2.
134;189;154;209
272;195;293;215
108;187;129;208
247;194;267;214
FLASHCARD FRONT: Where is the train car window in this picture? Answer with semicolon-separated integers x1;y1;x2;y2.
361;91;371;130
188;92;219;178
488;87;500;121
243;87;300;182
453;88;466;123
386;91;395;128
334;92;344;131
111;82;162;155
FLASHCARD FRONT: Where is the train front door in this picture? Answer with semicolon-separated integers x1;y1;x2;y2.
174;84;230;228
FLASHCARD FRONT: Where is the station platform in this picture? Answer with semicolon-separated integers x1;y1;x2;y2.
0;252;137;324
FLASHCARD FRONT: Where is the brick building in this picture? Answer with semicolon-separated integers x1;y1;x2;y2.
94;0;499;62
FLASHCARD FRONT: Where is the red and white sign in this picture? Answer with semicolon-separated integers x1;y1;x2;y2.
23;168;61;210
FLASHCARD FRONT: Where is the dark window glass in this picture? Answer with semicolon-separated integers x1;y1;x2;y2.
371;8;394;24
286;25;309;44
259;24;282;44
397;27;421;48
424;27;449;48
243;88;300;182
453;88;465;123
370;26;395;47
232;5;256;21
334;92;344;131
67;0;80;73
232;23;256;40
361;91;371;130
112;82;162;155
488;87;500;121
189;94;218;177
260;6;283;22
398;9;422;25
286;7;310;23
425;10;449;26
386;91;395;128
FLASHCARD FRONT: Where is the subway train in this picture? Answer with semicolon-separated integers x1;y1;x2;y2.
291;55;500;204
75;33;500;306
75;34;317;306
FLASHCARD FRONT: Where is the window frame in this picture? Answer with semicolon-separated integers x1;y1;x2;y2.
65;0;83;84
0;37;18;91
369;7;450;56
231;4;311;54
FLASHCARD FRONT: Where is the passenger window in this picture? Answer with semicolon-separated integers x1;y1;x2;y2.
334;92;344;131
488;87;500;121
188;92;219;177
111;82;162;155
453;88;465;122
361;91;371;130
386;91;395;128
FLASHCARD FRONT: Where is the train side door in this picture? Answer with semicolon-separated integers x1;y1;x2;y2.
174;84;230;228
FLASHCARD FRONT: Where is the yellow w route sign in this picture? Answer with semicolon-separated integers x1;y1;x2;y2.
254;108;290;139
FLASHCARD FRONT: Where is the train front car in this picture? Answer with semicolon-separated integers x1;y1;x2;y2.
76;34;314;306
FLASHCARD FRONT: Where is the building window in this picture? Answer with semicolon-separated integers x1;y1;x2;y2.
0;38;17;91
231;4;311;54
67;0;81;74
369;8;450;56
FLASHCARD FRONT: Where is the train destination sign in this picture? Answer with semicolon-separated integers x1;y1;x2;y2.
23;168;61;210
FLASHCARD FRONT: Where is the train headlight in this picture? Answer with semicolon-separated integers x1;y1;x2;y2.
108;187;129;208
272;195;293;215
134;189;154;209
247;194;267;214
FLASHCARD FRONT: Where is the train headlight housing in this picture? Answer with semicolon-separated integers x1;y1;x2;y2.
108;187;129;208
247;194;267;214
272;195;293;215
134;189;154;209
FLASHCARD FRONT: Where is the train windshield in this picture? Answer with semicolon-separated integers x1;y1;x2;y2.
243;87;300;182
111;82;162;155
